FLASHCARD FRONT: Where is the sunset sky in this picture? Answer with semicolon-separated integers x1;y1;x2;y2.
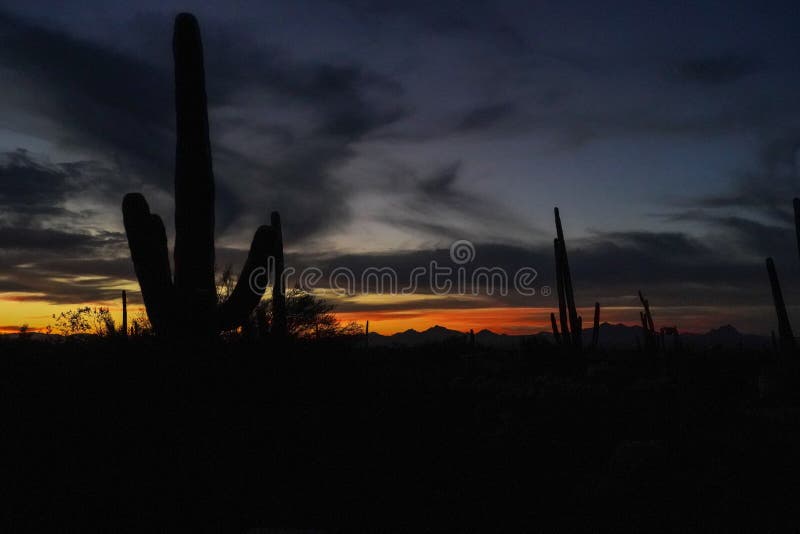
1;0;800;335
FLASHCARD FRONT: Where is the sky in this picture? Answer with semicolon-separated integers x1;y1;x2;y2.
0;0;799;335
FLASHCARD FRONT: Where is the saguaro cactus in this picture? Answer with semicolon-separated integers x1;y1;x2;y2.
123;14;283;337
554;208;581;348
553;239;570;346
591;301;600;349
766;257;796;353
638;290;658;351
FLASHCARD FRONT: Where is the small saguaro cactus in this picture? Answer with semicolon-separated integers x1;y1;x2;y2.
591;301;600;349
637;290;658;351
766;257;796;353
123;14;284;338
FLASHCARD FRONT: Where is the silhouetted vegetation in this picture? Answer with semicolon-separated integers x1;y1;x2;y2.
51;306;117;337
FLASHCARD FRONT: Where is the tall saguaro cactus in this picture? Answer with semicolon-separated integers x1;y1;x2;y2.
553;208;582;349
123;14;284;337
766;257;796;353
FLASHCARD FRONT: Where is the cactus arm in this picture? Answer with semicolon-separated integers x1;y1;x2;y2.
217;225;278;331
269;211;287;337
173;13;217;332
591;302;600;349
122;193;174;334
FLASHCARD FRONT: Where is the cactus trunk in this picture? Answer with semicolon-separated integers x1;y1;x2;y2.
591;301;600;349
122;290;128;338
554;238;570;346
550;312;561;345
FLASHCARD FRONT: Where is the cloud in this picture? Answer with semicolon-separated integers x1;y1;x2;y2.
674;54;764;85
0;9;406;243
692;131;800;221
369;161;535;244
454;102;516;132
281;226;776;316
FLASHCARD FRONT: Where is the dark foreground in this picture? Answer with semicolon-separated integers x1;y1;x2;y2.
3;337;800;531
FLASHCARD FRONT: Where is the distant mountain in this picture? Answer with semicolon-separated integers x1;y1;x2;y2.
682;324;769;350
1;323;771;350
368;323;770;350
369;325;464;347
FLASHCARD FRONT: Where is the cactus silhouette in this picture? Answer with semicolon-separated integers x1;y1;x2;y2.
553;208;582;348
122;14;284;337
121;290;128;338
638;290;658;351
554;208;581;348
553;238;570;346
794;198;800;261
550;312;561;345
591;301;600;349
766;257;795;353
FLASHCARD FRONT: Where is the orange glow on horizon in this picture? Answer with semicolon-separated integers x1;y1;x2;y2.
0;290;770;336
334;306;639;335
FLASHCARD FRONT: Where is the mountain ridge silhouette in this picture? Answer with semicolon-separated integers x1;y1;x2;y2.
365;323;770;349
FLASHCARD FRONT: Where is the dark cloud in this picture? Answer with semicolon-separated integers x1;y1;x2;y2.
334;0;531;54
0;150;70;210
693;131;800;222
282;227;775;315
0;227;124;253
375;162;535;243
455;102;516;132
675;54;764;85
0;9;405;241
0;11;173;179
